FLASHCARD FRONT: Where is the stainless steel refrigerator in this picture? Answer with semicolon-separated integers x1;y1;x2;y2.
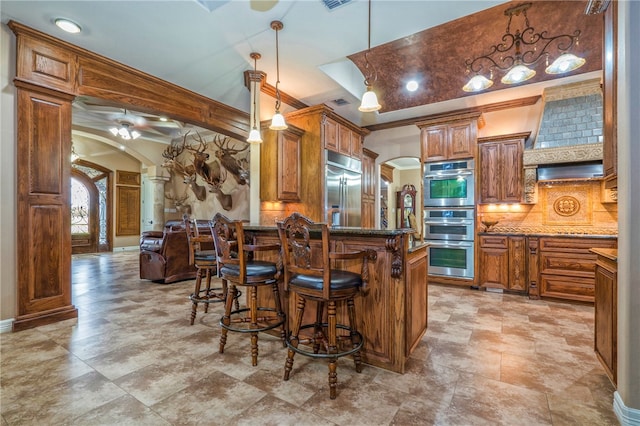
325;151;362;227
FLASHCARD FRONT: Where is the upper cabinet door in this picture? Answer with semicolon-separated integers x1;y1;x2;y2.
324;118;339;152
478;135;525;204
501;141;524;203
419;117;477;163
447;120;475;160
421;125;448;162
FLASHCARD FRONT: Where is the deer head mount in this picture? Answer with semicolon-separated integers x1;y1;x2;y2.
162;131;249;210
164;189;192;216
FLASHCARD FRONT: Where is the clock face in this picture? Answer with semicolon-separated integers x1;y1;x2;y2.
404;194;413;207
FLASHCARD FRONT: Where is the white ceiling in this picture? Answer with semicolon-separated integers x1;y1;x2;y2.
1;0;510;126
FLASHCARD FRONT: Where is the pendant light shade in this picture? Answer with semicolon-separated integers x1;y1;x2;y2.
247;52;263;143
247;128;263;143
269;112;287;130
358;0;381;113
359;87;381;112
269;20;288;131
462;74;494;93
500;64;536;85
545;53;586;74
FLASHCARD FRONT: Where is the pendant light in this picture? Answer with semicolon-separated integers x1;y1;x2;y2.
269;20;287;130
358;0;381;112
247;52;263;143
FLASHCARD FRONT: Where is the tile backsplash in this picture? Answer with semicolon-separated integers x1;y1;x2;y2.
478;180;617;234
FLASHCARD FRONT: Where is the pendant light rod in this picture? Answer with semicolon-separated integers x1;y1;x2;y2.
247;52;263;143
358;0;381;112
272;20;283;111
269;20;287;130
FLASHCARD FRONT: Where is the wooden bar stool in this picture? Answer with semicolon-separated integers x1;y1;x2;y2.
210;213;286;366
277;212;376;399
183;215;238;325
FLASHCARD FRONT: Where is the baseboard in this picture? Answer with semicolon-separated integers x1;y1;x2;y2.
0;318;14;333
614;391;640;425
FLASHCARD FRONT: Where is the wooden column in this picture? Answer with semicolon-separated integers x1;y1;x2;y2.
13;82;77;331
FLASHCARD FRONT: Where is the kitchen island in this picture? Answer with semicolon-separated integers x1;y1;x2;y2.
244;224;428;374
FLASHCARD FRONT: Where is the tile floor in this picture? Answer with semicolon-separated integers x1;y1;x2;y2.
1;251;618;425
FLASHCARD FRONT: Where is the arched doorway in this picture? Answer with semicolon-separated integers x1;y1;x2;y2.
71;160;113;254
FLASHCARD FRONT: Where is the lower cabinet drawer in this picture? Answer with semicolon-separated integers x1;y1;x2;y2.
540;252;597;278
540;274;594;302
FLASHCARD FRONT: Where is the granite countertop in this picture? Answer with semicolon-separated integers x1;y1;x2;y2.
408;240;430;253
589;248;618;261
244;223;416;237
480;224;618;238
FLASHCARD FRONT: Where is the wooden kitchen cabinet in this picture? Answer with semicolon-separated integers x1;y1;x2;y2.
538;237;617;303
260;124;305;202
478;234;526;293
417;112;480;162
325;115;363;160
478;133;527;204
263;105;368;222
592;249;617;386
362;148;378;229
405;244;428;355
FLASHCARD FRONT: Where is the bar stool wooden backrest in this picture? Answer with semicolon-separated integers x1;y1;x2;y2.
277;212;376;399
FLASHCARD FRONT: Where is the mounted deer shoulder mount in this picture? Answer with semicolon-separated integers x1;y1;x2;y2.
161;132;207;201
212;135;250;186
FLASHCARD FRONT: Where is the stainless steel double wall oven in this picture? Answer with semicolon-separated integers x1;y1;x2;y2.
423;159;475;280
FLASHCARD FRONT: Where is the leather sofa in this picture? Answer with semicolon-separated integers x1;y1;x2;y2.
139;220;198;283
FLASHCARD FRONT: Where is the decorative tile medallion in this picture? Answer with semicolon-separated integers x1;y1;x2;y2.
542;183;593;226
553;196;580;216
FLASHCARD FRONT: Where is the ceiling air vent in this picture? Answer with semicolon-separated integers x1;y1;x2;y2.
194;0;229;12
321;0;353;11
332;98;350;106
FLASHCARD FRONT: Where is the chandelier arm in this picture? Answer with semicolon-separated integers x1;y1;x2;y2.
520;29;581;66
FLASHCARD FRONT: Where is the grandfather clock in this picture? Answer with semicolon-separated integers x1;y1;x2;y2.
396;184;416;229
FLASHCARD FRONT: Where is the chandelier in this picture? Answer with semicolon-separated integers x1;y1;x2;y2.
462;2;585;93
109;122;140;140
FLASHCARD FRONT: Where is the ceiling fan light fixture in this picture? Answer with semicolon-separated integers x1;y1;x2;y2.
462;74;494;92
110;123;140;140
545;53;586;74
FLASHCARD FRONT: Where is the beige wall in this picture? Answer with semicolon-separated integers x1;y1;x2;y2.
1;23;17;323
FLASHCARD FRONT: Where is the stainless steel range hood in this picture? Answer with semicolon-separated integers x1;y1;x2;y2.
536;161;603;181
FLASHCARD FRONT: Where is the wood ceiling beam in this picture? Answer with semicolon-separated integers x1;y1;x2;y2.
363;95;542;132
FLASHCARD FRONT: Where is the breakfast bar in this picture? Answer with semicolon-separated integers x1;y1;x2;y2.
244;224;429;374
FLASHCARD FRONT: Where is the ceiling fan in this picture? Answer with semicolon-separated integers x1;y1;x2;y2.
72;97;185;142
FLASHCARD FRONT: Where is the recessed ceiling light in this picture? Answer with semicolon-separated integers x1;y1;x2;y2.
54;18;82;34
406;80;419;92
